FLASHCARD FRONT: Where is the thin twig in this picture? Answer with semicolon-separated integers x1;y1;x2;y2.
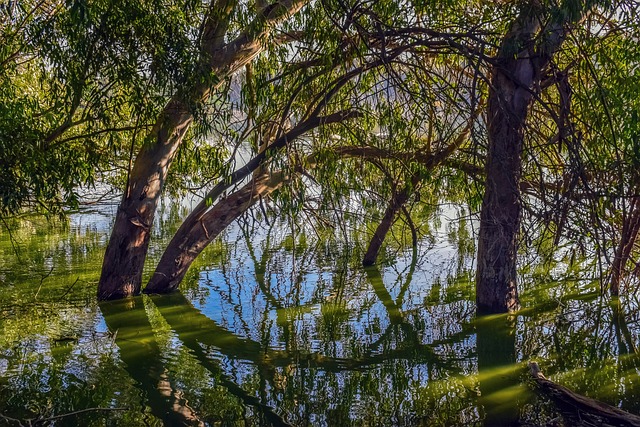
34;265;55;300
0;215;23;263
57;277;81;301
35;407;128;423
0;412;25;427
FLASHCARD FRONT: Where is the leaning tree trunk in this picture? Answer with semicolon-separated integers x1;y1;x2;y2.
529;362;640;426
142;110;360;294
359;121;474;266
144;171;287;293
97;0;306;300
363;176;418;266
98;101;193;300
476;3;574;314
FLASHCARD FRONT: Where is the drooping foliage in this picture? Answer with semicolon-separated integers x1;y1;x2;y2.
2;0;640;303
0;0;228;215
513;2;640;294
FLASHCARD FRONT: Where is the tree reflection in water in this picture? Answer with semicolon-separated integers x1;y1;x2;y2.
1;215;640;425
101;298;205;426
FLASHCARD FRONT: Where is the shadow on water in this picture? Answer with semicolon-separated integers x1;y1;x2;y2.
362;264;463;371
102;294;298;426
149;288;470;425
4;213;640;425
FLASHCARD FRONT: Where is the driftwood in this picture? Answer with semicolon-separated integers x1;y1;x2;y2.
529;362;640;427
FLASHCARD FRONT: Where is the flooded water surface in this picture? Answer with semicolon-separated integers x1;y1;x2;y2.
1;202;639;426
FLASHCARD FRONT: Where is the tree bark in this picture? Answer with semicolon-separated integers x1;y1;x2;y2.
610;197;640;295
142;110;359;294
97;0;306;300
362;177;417;266
98;101;192;300
475;64;529;313
476;3;572;313
144;171;287;293
360;120;473;266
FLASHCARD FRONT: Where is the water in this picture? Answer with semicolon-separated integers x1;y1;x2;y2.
0;202;639;426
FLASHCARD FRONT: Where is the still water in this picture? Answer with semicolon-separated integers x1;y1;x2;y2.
0;200;639;426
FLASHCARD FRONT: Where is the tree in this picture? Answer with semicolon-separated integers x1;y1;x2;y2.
0;0;98;216
475;0;605;313
572;6;640;295
142;0;486;293
97;0;307;300
5;0;640;313
0;0;207;216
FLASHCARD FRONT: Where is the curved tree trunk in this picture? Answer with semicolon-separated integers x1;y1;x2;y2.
97;0;306;300
360;120;473;266
144;171;287;294
142;110;359;294
98;101;193;300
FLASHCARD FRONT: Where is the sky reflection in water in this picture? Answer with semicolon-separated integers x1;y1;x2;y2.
0;203;639;426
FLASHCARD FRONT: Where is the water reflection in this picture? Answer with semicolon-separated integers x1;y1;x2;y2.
151;292;295;426
101;298;204;426
1;211;640;425
475;315;524;426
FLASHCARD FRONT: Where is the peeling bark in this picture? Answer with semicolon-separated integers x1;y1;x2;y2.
98;102;192;300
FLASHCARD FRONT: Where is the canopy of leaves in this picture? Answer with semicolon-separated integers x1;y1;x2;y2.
3;0;640;288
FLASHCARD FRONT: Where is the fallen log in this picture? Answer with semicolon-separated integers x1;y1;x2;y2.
529;362;640;427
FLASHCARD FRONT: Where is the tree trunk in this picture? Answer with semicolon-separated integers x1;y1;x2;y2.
97;0;306;300
98;101;192;300
144;171;287;293
141;110;358;294
475;64;530;313
476;3;573;314
529;362;640;426
610;197;640;295
359;120;473;266
362;176;418;266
